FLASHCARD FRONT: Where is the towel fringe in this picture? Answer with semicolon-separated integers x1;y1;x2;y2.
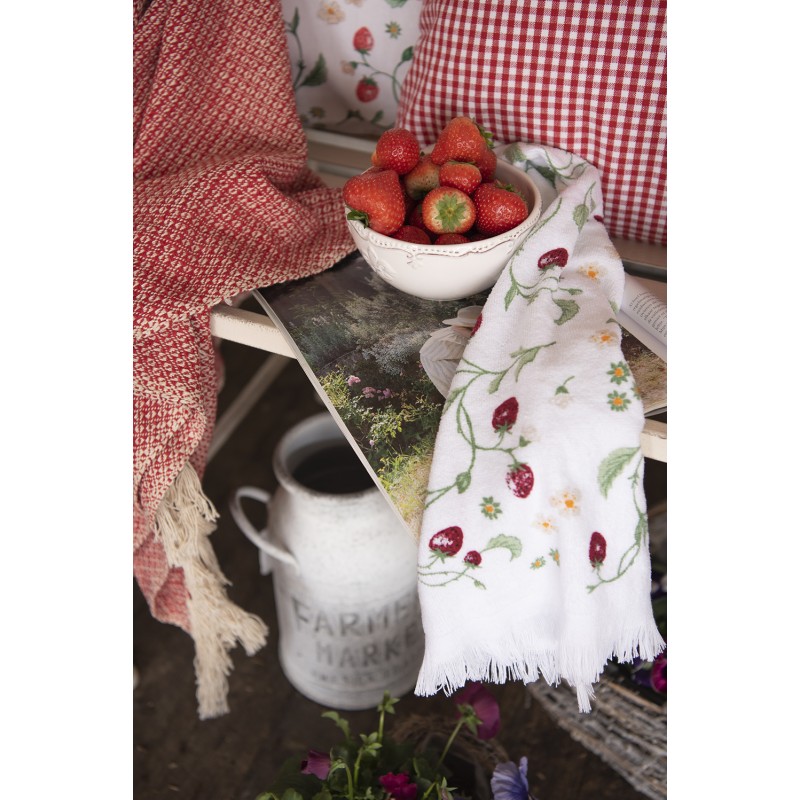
414;622;664;713
153;462;268;719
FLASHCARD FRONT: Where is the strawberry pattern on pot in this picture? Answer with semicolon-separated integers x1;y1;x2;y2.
281;1;419;136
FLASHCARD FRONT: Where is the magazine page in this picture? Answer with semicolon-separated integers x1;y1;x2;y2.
620;274;667;362
256;254;666;536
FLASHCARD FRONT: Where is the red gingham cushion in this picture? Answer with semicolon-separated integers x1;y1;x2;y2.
397;0;667;246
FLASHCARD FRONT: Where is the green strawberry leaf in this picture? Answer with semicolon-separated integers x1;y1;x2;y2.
346;209;370;227
300;53;327;87
504;282;519;310
597;447;640;497
553;298;579;325
487;373;503;394
533;164;556;185
401;45;414;62
484;534;523;560
573;203;589;231
287;8;300;34
634;513;648;546
456;471;471;493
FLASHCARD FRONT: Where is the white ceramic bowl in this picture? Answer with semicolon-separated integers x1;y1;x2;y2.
345;159;542;302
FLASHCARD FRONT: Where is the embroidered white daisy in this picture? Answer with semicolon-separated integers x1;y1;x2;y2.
590;328;619;348
579;263;604;281
550;392;573;408
550;489;580;516
534;515;558;533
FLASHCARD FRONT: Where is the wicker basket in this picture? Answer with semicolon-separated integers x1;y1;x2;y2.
527;678;666;800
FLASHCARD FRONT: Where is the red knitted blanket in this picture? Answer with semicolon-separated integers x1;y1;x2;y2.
133;0;354;717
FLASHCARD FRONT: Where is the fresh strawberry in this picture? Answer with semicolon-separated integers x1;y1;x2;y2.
475;146;497;181
422;186;476;235
473;182;529;235
435;233;470;245
356;77;379;102
406;202;428;230
343;169;406;236
506;464;534;498
403;155;440;199
372;128;421;176
439;161;482;195
393;225;431;244
431;116;493;165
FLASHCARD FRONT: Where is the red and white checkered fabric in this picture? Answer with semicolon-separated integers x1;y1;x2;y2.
134;0;353;657
397;0;667;246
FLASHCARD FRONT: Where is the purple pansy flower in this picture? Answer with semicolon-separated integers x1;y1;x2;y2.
491;757;537;800
379;772;418;800
650;651;667;694
300;749;331;779
454;682;500;740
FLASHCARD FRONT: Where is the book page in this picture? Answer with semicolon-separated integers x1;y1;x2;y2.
620;274;667;362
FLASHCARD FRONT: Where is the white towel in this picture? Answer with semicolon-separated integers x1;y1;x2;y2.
415;142;665;711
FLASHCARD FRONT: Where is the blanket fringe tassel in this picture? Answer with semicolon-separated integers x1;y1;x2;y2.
153;462;268;719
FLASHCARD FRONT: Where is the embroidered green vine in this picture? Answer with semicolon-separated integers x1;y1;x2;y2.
425;342;554;507
502;200;584;318
503;146;589;186
419;533;523;589
587;447;648;593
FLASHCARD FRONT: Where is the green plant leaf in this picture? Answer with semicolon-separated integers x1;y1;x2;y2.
300;53;327;87
322;710;351;741
597;447;639;497
386;0;409;7
282;790;304;800
401;45;414;62
287;8;299;33
487;372;503;394
484;534;522;559
553;298;579;325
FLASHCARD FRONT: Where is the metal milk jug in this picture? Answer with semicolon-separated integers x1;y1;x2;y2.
230;412;424;709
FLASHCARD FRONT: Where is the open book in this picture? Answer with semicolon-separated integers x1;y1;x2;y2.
618;274;667;417
620;274;667;362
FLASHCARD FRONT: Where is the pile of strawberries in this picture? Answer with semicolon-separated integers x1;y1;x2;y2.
342;117;530;245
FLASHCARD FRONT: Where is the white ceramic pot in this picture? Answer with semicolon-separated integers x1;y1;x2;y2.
230;412;424;709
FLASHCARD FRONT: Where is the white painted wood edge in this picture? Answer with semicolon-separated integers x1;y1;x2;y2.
641;419;667;462
210;305;297;359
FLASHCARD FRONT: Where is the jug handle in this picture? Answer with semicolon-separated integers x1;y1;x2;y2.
229;486;299;575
